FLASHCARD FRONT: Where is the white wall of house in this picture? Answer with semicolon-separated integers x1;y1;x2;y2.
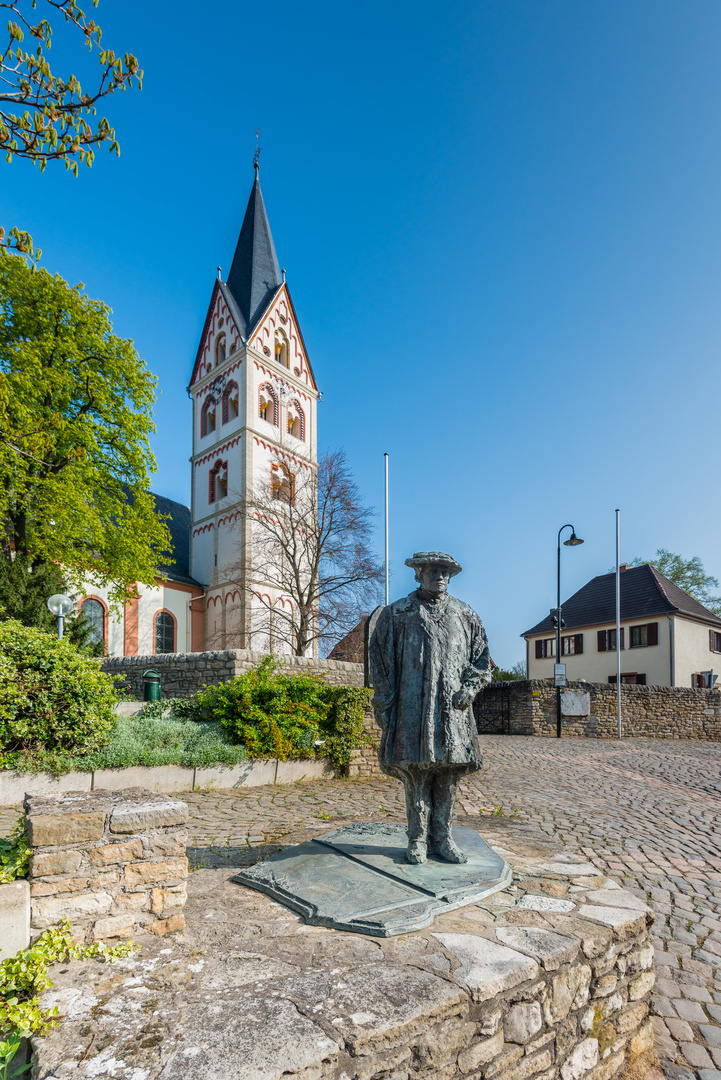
674;616;721;687
526;614;721;687
526;618;671;685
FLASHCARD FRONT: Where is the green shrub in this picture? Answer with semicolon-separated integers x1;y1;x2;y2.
0;818;29;884
0;621;117;765
0;919;134;1047
197;656;372;768
84;713;248;770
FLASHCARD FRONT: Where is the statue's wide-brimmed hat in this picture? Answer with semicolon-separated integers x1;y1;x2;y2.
404;551;462;577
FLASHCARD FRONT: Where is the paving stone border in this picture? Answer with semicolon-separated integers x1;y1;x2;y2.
31;825;656;1080
24;788;190;943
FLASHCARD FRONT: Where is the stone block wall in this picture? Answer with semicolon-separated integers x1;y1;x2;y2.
103;649;364;698
476;679;721;739
24;789;189;943
346;700;383;779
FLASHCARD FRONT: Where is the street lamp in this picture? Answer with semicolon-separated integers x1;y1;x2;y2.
555;525;584;738
47;594;73;639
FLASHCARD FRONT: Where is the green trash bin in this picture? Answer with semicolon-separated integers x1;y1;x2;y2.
142;669;162;702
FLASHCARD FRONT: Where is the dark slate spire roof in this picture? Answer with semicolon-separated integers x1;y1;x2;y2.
226;166;283;338
523;563;721;637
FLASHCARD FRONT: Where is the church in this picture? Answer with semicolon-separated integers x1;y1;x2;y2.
77;166;319;658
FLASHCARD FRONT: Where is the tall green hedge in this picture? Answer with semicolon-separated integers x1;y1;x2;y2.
0;620;117;766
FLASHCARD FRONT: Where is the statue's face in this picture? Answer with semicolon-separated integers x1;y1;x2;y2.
418;564;451;598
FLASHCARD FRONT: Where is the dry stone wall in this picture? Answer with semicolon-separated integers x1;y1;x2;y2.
24;788;189;943
103;649;364;697
475;679;721;739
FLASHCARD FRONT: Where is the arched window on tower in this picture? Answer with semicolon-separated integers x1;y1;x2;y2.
222;381;239;423
271;461;294;505
275;330;289;368
155;611;175;653
286;399;305;441
216;334;226;366
201;395;217;437
209;459;228;502
258;384;278;426
80;598;105;647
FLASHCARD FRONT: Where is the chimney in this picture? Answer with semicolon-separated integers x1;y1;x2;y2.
619;564;630;572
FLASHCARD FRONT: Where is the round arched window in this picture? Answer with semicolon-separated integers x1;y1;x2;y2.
155;611;175;654
80;598;104;646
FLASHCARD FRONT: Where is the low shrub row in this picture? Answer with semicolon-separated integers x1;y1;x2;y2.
0;622;372;775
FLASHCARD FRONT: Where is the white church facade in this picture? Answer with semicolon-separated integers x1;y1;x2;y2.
78;167;319;658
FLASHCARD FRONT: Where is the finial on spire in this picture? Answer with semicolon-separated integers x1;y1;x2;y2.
217;266;222;280
253;128;261;170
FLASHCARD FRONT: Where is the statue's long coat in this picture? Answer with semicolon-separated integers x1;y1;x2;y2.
368;591;491;777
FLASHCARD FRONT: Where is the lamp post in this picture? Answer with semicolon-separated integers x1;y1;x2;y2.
47;594;73;639
555;524;584;738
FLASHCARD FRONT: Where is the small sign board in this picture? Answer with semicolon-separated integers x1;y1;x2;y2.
554;663;567;688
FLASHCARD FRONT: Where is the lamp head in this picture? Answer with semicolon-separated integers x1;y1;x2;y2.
564;532;584;547
47;594;73;617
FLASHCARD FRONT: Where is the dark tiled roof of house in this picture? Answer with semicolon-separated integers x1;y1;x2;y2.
152;493;202;588
523;563;721;636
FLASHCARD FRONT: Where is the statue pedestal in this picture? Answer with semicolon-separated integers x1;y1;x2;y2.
235;823;511;936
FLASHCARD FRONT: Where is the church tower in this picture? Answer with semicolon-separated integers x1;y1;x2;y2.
188;165;319;653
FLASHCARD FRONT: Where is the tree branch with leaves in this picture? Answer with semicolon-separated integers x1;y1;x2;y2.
1;0;142;259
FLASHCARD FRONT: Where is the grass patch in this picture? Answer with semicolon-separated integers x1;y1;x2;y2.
6;713;249;776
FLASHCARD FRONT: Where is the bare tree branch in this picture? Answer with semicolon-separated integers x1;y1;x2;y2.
227;449;383;656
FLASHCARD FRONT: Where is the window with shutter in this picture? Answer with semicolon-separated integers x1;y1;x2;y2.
535;640;543;659
711;629;715;653
636;674;647;685
597;630;607;652
574;634;583;655
647;622;658;646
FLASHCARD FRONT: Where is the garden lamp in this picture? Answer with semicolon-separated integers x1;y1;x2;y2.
47;593;73;639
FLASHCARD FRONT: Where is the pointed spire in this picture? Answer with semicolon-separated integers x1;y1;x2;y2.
226;167;283;337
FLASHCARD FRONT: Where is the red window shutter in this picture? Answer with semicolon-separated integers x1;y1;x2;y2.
535;640;543;659
597;630;607;652
574;634;583;655
647;622;658;647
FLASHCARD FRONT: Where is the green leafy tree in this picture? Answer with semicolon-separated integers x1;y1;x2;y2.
0;256;171;608
491;660;526;682
1;0;142;259
623;550;721;616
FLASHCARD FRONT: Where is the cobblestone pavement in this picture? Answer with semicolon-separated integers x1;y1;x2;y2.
4;735;721;1077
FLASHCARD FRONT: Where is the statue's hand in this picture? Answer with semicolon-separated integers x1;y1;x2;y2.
452;687;474;709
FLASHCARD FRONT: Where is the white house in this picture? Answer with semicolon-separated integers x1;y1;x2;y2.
523;563;721;688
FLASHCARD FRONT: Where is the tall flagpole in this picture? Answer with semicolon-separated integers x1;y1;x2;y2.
382;451;388;609
616;509;622;738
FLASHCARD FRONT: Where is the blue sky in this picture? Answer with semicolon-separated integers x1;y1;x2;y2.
6;1;721;665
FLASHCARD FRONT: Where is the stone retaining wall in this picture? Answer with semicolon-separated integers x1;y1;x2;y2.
31;827;657;1080
346;700;383;778
103;649;364;698
475;679;721;739
24;788;189;943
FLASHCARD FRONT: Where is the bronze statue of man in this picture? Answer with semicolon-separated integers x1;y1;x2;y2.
368;552;491;865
